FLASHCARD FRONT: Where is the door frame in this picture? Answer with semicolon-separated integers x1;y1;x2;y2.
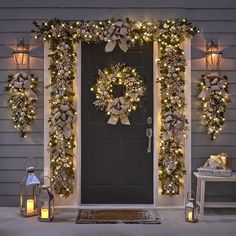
43;40;192;208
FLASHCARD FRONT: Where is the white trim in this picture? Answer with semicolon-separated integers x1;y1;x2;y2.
43;42;50;179
55;205;184;210
153;41;159;207
184;38;192;205
76;42;82;207
43;43;78;207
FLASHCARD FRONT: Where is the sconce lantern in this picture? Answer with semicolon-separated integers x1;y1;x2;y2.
37;177;54;222
20;157;40;217
185;191;199;223
206;39;222;66
13;38;29;65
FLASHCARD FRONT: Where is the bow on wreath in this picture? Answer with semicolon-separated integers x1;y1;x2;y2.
105;20;129;53
10;72;38;100
198;74;227;99
162;110;186;142
107;97;130;125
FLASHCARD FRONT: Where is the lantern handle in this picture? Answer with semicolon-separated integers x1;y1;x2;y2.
187;191;195;201
24;157;37;170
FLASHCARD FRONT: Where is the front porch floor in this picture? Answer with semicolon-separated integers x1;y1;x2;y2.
0;207;236;236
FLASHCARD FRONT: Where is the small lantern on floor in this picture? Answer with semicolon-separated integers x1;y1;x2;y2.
20;157;40;217
37;176;54;222
185;191;199;223
13;38;29;65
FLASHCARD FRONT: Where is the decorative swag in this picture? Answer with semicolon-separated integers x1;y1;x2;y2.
32;18;199;197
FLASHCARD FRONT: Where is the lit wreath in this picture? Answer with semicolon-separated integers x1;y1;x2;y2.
91;63;145;125
5;72;38;137
198;73;230;140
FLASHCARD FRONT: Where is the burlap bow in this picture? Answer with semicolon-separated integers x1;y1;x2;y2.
10;72;38;101
107;97;130;125
198;75;227;99
162;111;185;142
105;20;129;52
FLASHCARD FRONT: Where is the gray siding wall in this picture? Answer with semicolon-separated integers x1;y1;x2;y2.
0;0;236;206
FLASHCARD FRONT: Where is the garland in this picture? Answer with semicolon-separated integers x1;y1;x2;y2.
198;73;230;140
91;63;145;125
32;18;199;197
32;19;158;51
157;19;198;195
5;72;38;137
33;20;76;197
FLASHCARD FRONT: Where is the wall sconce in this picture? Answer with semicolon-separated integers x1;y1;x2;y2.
13;38;29;65
206;39;222;66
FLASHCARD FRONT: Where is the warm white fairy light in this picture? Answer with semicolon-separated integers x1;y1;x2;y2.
32;17;199;197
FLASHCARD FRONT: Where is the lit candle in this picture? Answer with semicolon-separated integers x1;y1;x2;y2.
188;211;193;221
41;208;49;219
26;199;34;214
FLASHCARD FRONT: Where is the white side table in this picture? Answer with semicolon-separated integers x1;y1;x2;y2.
194;172;236;215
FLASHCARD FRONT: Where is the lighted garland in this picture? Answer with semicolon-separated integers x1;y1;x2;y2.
33;20;76;197
198;73;230;140
91;63;145;125
5;72;38;137
32;18;198;197
157;19;199;195
32;18;158;52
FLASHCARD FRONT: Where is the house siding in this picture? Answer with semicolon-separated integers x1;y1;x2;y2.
0;0;236;206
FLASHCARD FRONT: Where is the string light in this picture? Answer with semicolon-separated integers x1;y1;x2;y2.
198;74;230;140
5;73;38;137
32;18;199;197
157;19;198;196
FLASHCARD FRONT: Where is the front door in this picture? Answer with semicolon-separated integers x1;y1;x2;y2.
81;43;153;204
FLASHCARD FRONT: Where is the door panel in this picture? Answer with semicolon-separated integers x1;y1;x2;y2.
81;43;153;204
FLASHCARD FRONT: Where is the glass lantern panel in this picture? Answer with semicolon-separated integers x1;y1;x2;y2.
38;189;54;221
185;207;194;222
20;185;38;216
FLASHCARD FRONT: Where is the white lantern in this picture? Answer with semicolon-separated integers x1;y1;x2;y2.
185;191;199;223
20;157;40;217
37;177;54;222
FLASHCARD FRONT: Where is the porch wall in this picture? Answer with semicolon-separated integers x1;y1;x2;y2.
0;0;236;206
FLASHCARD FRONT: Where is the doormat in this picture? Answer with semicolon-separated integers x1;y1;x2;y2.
76;209;161;224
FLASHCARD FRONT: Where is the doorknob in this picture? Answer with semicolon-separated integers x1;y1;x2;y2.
146;128;153;153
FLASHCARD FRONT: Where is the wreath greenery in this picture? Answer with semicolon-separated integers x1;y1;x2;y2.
91;63;145;125
5;72;38;137
198;73;230;140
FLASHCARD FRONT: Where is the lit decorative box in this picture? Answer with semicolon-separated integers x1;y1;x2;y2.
198;153;232;177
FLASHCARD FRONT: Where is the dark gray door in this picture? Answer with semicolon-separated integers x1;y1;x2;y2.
81;43;153;204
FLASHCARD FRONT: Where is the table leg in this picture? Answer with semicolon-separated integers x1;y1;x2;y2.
199;180;205;215
196;178;201;204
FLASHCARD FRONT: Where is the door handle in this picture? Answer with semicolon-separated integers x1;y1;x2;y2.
146;128;153;153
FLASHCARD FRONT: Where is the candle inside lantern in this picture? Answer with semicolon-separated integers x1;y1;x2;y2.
188;211;193;221
41;208;49;219
26;199;34;214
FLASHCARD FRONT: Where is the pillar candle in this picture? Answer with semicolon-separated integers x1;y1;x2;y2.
26;199;34;214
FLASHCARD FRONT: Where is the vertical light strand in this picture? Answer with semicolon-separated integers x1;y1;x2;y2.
157;19;199;196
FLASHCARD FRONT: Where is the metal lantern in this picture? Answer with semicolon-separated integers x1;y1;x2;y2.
206;39;222;66
185;191;199;223
13;38;29;65
20;157;40;217
37;176;54;222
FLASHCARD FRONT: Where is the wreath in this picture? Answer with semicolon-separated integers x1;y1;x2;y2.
198;73;230;140
5;72;38;137
91;63;145;125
